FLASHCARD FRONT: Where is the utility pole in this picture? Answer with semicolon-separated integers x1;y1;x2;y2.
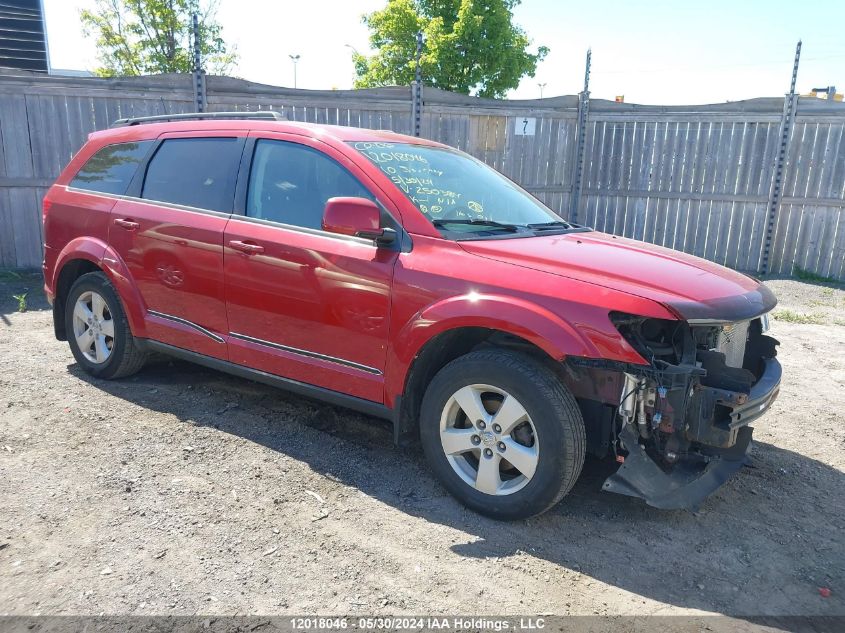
345;44;359;87
538;82;547;99
191;13;206;112
570;48;591;223
289;54;301;89
761;40;801;275
412;30;423;137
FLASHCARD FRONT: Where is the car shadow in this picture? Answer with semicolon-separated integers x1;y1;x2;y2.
69;357;844;619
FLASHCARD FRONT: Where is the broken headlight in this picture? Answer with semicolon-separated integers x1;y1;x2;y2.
610;312;686;365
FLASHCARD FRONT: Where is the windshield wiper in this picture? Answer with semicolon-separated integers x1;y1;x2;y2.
432;219;525;232
526;220;573;230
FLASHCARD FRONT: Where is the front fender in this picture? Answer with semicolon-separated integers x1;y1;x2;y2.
52;238;148;338
385;292;601;404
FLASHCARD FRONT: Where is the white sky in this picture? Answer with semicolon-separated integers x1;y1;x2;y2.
43;0;845;105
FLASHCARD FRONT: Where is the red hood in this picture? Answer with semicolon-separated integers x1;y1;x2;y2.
459;231;776;321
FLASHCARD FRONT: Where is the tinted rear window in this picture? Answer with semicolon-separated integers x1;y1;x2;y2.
142;138;242;212
70;141;153;195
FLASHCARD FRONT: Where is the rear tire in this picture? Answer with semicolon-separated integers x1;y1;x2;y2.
65;272;147;379
420;349;585;520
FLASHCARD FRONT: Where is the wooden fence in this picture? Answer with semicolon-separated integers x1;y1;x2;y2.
1;70;843;280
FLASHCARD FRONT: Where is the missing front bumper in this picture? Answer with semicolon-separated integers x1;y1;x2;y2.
603;425;752;510
602;355;781;510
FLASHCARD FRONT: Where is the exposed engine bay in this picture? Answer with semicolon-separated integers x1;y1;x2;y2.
562;312;781;509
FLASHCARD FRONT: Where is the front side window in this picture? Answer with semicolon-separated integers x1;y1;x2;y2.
142;137;242;212
246;139;373;230
71;141;153;195
351;142;582;239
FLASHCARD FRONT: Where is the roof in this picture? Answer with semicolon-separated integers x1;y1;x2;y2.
88;119;447;148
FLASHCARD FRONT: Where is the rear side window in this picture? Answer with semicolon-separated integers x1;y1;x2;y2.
70;141;153;195
246;139;373;229
142;137;243;212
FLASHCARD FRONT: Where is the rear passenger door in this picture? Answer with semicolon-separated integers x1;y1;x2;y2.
223;134;399;403
108;132;245;360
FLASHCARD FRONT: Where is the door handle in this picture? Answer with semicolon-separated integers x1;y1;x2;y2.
113;218;140;231
228;240;265;255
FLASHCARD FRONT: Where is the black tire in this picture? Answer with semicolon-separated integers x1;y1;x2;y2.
420;349;585;520
64;271;147;379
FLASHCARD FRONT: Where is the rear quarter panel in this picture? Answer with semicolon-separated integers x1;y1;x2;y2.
43;185;116;253
43;129;157;287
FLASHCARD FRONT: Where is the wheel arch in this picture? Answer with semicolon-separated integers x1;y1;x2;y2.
51;238;146;340
389;295;599;445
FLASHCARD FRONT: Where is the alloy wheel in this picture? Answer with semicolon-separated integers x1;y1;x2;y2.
439;383;539;496
72;290;115;364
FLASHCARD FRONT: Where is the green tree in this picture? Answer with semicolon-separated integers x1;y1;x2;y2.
80;0;237;77
354;0;547;98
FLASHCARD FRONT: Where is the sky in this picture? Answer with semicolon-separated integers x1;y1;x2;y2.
43;0;845;105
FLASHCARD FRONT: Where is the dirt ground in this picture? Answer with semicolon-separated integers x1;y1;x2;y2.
0;274;842;619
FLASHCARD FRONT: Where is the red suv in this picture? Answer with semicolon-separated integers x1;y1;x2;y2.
42;112;781;519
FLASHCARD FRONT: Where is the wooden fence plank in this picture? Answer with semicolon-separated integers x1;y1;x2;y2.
0;188;15;267
0;94;34;178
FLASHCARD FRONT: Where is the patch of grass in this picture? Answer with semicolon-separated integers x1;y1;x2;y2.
792;265;839;284
12;292;27;313
807;299;832;307
0;269;41;282
772;309;826;325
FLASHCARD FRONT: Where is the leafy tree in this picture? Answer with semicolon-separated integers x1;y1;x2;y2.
80;0;237;77
354;0;547;98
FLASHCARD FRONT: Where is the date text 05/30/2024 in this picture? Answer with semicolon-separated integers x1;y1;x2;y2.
290;617;547;631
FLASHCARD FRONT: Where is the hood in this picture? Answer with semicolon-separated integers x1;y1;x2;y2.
459;231;776;322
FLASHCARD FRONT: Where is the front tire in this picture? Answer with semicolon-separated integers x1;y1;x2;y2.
420;349;585;520
65;272;147;379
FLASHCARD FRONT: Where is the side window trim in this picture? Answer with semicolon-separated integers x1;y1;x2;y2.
125;138;162;198
233;136;257;217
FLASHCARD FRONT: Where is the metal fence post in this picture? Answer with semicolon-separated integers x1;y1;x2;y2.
412;30;424;137
192;14;206;113
761;40;801;275
570;48;591;223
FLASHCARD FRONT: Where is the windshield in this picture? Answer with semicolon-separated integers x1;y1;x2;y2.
350;141;577;239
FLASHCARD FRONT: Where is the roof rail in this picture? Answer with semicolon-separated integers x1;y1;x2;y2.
110;111;286;128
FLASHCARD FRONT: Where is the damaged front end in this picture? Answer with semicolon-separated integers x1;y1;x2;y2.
564;308;781;510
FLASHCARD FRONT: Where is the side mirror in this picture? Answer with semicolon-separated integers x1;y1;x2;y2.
322;197;396;245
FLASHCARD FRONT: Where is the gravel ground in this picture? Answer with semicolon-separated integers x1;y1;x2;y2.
0;274;842;618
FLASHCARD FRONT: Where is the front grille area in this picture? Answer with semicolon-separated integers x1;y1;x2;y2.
717;321;750;368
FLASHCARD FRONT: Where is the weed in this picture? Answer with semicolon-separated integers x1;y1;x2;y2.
792;265;839;284
12;293;27;313
0;270;22;281
771;309;825;325
0;269;41;282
